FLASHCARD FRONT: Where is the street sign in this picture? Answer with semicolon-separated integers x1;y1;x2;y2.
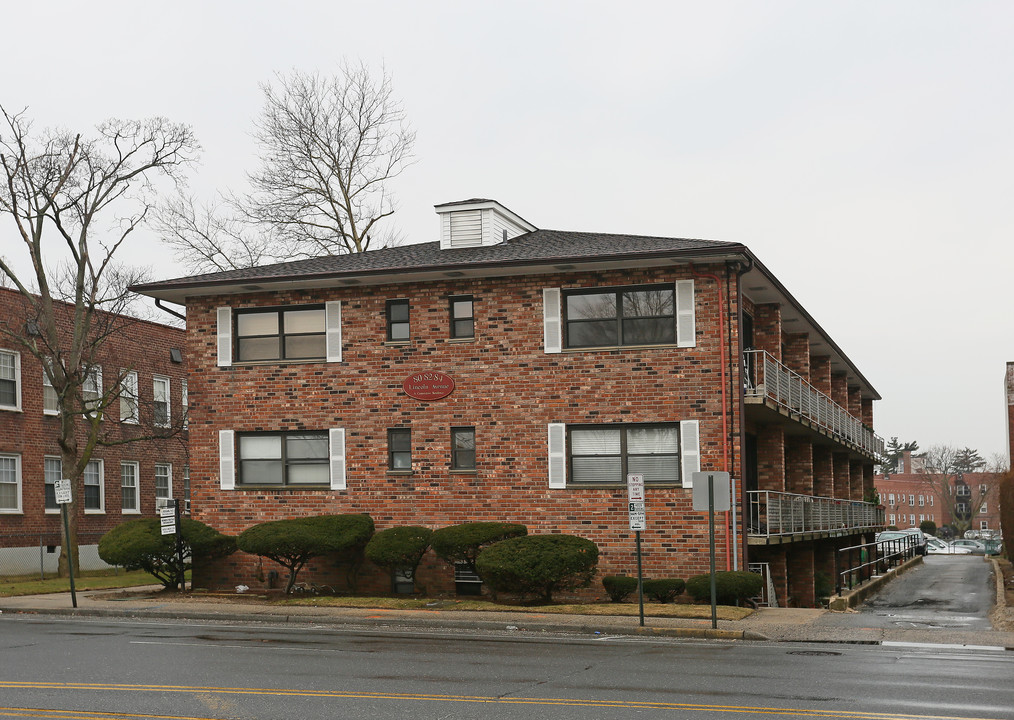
626;474;646;530
158;506;175;517
692;472;731;512
628;502;646;531
160;524;176;535
160;514;176;527
54;479;72;505
626;473;644;502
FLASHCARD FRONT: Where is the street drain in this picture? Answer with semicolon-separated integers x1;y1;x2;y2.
787;650;842;656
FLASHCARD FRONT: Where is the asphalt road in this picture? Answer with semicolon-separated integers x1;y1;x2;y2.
1;614;1012;720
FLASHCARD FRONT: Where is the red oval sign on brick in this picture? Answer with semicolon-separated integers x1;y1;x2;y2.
403;371;455;401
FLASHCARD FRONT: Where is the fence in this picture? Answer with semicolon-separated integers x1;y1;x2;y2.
747;490;883;537
0;532;114;580
834;534;921;596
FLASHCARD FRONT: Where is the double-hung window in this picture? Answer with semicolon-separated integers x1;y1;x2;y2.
238;431;329;486
388;428;412;470
83;459;104;512
0;454;21;513
451;427;476;470
235;306;326;361
121;462;139;512
44;457;61;511
120;371;139;424
565;285;675;348
155;463;172;505
568;424;680;484
181;379;188;428
42;358;60;415
0;349;21;411
386;299;410;341
449;296;474;339
82;365;102;415
153;376;170;427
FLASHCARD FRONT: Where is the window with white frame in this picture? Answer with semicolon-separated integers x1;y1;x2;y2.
918;495;924;506
980;502;987;513
564;285;675;348
888;513;896;525
43;359;59;415
120;371;138;424
44;457;61;511
0;454;22;512
888;493;895;506
153;376;170;427
929;495;934;506
83;459;103;512
216;303;342;367
155;463;172;505
979;484;988;496
181;378;188;428
909;514;915;525
238;432;329;485
0;349;21;411
956;484;970;497
980;520;989;530
82;365;102;415
908;494;914;505
182;466;191;513
121;462;139;512
568;424;681;485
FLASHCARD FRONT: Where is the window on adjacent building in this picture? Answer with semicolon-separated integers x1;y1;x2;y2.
43;359;59;415
237;431;329;485
956;485;970;497
979;484;988;495
451;427;476;470
181;379;188;428
386;299;410;341
83;459;103;512
0;454;21;512
155;463;172;506
44;457;61;511
120;370;138;424
888;493;895;506
182;466;191;514
980;502;987;513
569;424;679;484
153;376;170;427
0;349;21;411
449;296;474;339
388;428;412;470
908;494;914;505
564;285;675;348
908;514;915;525
888;514;896;525
918;495;924;506
121;462;139;512
82;366;102;415
980;521;989;530
235;306;326;362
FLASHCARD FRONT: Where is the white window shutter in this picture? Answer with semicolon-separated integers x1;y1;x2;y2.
219;429;235;490
216;307;232;367
548;423;566;488
680;420;700;487
326;301;342;362
676;280;696;348
329;427;346;490
543;288;562;353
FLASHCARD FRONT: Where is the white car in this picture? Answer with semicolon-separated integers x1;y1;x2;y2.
925;536;973;554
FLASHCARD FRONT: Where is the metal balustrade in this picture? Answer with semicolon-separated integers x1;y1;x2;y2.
747;490;884;538
743;350;884;458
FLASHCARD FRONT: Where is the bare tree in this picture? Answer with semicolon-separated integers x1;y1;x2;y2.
0;106;198;574
917;445;993;536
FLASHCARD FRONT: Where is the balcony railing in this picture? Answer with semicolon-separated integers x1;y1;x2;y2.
743;349;884;458
747;490;884;538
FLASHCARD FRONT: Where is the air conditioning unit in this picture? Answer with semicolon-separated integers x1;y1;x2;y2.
155;497;175;510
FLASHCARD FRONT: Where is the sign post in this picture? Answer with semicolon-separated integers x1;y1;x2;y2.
692;471;731;629
627;473;646;627
160;500;185;591
53;479;76;608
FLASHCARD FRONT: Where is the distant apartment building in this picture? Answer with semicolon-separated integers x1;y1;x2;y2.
0;288;189;574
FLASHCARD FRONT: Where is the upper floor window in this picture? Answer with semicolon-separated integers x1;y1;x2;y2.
42;358;60;415
956;485;970;497
0;349;21;411
181;379;188;428
238;431;329;486
153;376;170;427
569;424;679;485
451;427;476;470
565;285;675;348
120;371;139;424
388;428;412;470
386;300;410;341
0;453;21;513
155;463;172;505
980;502;988;513
449;296;474;339
235;306;326;362
979;484;988;495
82;366;102;415
908;494;914;505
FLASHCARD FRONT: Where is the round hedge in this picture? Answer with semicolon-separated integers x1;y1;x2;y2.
685;570;763;605
602;575;638;602
365;526;433;575
642;578;685;603
475;533;598;603
429;522;528;571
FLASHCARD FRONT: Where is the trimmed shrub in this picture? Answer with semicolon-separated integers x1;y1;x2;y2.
98;517;236;590
237;514;374;594
602;575;639;602
430;522;528;574
686;570;763;605
642;578;685;603
365;526;433;591
475;534;598;603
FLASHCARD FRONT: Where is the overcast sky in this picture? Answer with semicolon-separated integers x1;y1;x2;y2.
4;1;1012;460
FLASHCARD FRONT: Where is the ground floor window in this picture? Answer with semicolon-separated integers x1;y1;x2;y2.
238;431;329;486
0;454;21;512
121;462;139;512
83;459;103;512
155;463;172;507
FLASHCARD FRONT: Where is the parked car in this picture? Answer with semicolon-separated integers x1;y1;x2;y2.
948;538;999;555
876;530;926;555
925;536;973;555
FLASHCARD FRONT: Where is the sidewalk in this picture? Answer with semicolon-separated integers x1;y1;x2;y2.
3;587;1012;648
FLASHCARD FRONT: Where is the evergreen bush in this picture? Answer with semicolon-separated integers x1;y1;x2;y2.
430;522;527;574
602;575;638;602
685;570;763;605
642;578;685;603
475;534;598;603
364;526;433;591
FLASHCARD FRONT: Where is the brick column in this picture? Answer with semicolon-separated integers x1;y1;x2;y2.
831;373;848;409
850;460;865;501
785;436;813;495
787;543;816;607
757;424;785;492
811;356;832;396
754;304;782;360
832;452;850;500
847;386;862;418
861;398;874;428
813;446;833;497
783;333;810;378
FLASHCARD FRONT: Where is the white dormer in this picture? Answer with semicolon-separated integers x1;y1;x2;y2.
435;199;537;250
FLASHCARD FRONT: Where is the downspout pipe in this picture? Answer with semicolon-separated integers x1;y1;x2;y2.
731;258;753;571
689;262;731;571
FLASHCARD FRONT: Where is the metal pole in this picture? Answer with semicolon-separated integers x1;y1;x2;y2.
174;499;185;591
636;530;644;627
39;535;44;581
61;504;77;608
709;477;718;630
731;476;739;571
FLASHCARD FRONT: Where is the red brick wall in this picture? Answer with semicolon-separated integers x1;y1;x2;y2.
782;333;809;378
0;288;188;547
811;356;831;395
785;437;813;495
186;264;744;593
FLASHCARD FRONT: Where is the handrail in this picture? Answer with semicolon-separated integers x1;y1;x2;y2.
743;349;884;458
834;535;921;595
747;490;884;538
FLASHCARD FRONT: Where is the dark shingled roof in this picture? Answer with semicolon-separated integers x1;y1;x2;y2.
138;229;742;290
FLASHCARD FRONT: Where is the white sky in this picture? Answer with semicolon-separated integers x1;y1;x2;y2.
3;1;1013;459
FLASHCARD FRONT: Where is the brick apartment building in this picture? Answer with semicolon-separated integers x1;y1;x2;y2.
0;288;189;574
875;451;1003;536
134;199;884;607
